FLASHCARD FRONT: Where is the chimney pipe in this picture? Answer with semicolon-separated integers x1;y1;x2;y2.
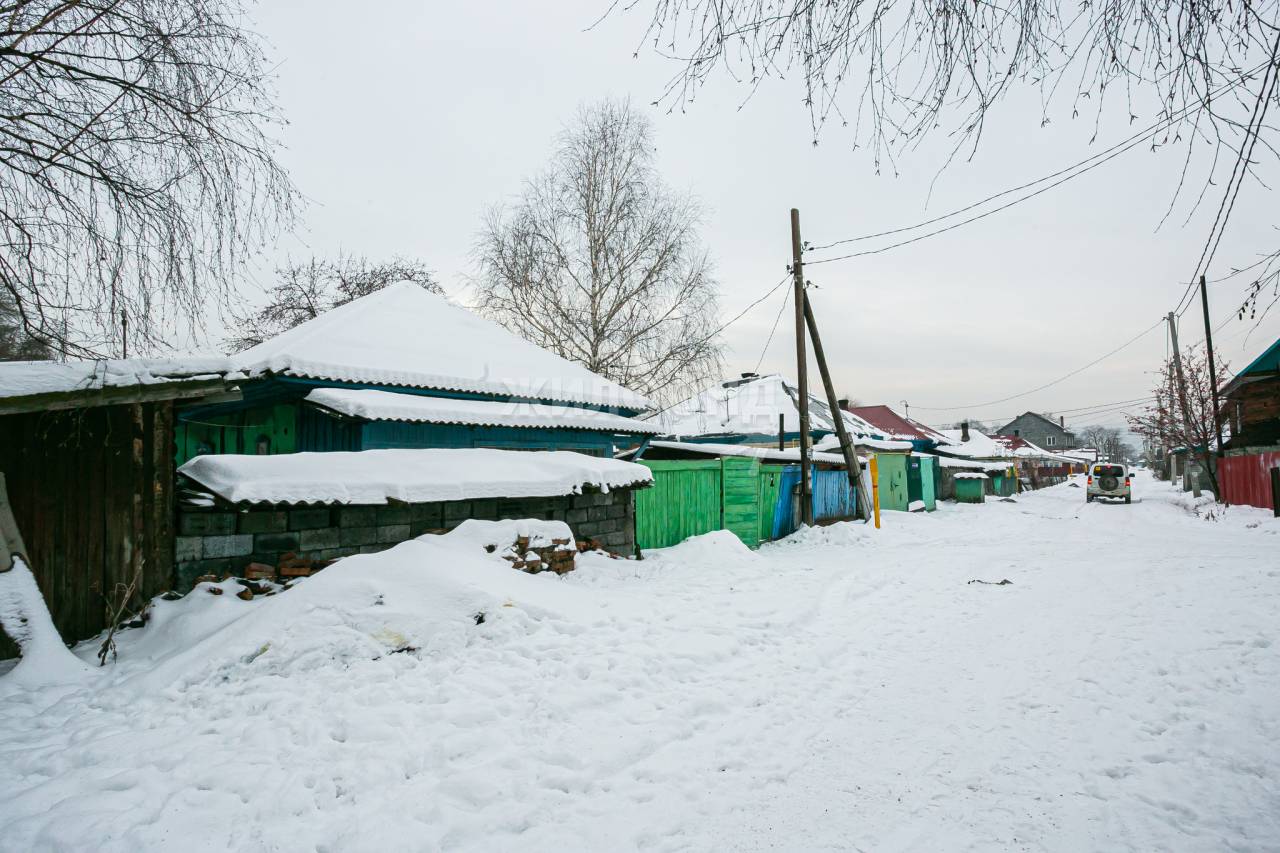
961;421;970;442
837;398;849;410
1059;415;1064;428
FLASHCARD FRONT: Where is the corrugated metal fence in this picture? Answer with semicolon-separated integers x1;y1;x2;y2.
1220;450;1280;511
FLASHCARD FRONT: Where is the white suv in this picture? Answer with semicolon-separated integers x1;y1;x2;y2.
1087;463;1131;504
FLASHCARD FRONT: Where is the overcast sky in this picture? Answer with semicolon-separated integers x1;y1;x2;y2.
241;1;1280;431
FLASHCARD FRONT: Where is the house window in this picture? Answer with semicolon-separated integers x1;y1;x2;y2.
1046;435;1056;446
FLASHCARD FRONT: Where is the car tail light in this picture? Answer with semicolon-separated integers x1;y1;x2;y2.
1125;478;1131;486
1087;476;1093;485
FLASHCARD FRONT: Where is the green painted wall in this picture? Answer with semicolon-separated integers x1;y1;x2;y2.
721;457;762;547
919;456;937;510
877;453;910;512
635;459;722;550
757;466;784;544
175;404;297;465
955;477;986;503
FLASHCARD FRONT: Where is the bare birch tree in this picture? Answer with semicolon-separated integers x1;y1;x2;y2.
0;0;297;357
227;256;441;351
474;99;722;404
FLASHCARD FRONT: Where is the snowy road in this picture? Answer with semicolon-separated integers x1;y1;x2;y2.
1;473;1277;851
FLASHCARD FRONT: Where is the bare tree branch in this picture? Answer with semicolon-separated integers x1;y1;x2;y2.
0;0;299;357
226;255;442;352
473;98;723;404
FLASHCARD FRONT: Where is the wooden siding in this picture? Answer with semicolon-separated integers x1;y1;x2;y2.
634;459;722;550
0;403;176;659
721;457;761;547
175;403;297;464
361;420;616;456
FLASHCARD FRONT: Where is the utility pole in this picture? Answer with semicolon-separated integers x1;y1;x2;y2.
901;400;909;421
120;310;128;359
804;293;872;522
791;208;813;526
1199;275;1226;458
1167;311;1199;489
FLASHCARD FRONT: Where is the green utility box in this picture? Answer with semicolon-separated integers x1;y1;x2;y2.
954;475;987;504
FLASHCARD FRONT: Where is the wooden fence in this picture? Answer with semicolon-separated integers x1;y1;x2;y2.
0;402;176;658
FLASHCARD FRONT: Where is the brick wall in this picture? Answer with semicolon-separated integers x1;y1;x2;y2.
174;487;636;590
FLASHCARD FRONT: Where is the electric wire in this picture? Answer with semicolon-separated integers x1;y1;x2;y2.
1174;31;1280;317
753;284;790;373
802;61;1271;266
909;318;1165;412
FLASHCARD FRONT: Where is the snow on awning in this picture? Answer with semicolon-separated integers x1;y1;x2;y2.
305;388;659;435
954;472;990;479
937;457;1009;473
0;357;234;401
0;357;239;414
640;439;863;466
178;448;654;506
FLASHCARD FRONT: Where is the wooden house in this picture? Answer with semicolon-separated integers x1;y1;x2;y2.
179;282;656;463
1219;336;1280;511
0;359;237;657
169;283;660;583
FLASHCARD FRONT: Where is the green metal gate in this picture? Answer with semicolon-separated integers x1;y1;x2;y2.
876;453;910;512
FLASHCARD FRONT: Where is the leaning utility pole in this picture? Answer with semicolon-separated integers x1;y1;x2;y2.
791;209;813;526
1167;312;1194;441
804;293;872;522
1198;275;1226;459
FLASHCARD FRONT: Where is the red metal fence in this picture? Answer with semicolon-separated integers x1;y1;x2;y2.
1219;451;1280;511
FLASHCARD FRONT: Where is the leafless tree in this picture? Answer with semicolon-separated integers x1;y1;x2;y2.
1128;344;1227;495
227;256;441;351
0;290;51;360
0;0;297;357
474;98;722;404
1076;425;1133;462
620;0;1280;172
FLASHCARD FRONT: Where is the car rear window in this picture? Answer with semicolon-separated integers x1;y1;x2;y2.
1092;465;1124;477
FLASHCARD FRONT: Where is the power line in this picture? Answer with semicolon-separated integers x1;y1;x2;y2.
802;62;1271;267
910;318;1165;412
753;284;790;373
1174;31;1280;317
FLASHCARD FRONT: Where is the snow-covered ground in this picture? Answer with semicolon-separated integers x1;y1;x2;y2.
1;472;1277;851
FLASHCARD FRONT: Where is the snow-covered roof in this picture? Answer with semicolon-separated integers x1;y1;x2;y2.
233;282;650;411
844;405;949;444
648;374;878;439
989;434;1081;464
813;433;914;453
638;439;863;466
178;448;653;506
935;428;1008;458
936;429;1079;464
305;388;659;435
954;472;990;480
937;457;1010;472
0;357;236;409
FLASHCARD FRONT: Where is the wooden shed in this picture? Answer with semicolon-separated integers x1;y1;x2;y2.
0;359;235;658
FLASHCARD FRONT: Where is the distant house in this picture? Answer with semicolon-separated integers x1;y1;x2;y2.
1218;336;1280;511
840;403;949;452
995;412;1077;450
647;372;879;447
